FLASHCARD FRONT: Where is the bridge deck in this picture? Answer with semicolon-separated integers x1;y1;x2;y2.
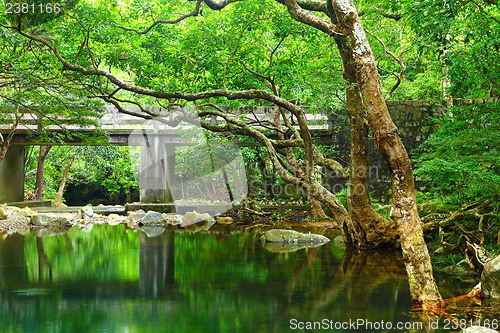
1;106;331;145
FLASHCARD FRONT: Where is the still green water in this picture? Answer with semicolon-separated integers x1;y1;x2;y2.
0;224;482;332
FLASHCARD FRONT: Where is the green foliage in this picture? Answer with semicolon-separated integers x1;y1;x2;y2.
402;0;500;98
0;28;104;144
24;146;139;203
415;102;500;204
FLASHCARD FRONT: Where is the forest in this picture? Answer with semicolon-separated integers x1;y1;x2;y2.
0;0;500;327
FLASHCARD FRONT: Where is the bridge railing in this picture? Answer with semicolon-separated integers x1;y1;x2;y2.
0;105;330;132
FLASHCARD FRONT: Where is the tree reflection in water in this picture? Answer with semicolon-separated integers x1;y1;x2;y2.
0;225;478;332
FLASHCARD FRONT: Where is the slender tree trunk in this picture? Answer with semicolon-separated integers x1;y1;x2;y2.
54;155;75;205
331;0;442;309
43;168;57;194
272;99;328;218
34;145;51;201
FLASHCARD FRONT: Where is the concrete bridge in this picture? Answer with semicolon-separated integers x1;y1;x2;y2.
0;105;330;203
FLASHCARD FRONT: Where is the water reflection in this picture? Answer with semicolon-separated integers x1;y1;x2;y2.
0;224;478;332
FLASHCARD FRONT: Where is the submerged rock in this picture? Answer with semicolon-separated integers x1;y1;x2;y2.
77;205;94;219
140;211;166;225
261;229;330;244
333;235;346;249
183;220;216;232
443;259;475;278
141;227;165;238
31;214;70;227
263;242;326;253
482;254;500;299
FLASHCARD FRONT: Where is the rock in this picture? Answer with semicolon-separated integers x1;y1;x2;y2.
261;229;330;244
417;202;452;217
127;210;147;223
482;254;500;299
263;242;326;253
163;213;183;225
333;235;344;242
216;216;233;225
107;214;126;226
31;214;70;227
462;326;498;333
77;205;94;219
332;235;346;249
200;220;215;231
0;206;9;220
443;259;475;277
140;211;166;225
182;211;215;226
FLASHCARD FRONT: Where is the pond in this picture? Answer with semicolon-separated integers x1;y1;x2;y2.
0;224;492;332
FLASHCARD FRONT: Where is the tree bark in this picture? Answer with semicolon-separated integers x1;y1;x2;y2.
34;145;51;201
330;0;443;309
310;197;328;218
339;43;398;247
54;155;75;205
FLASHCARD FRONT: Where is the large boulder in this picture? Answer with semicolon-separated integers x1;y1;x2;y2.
31;214;70;227
261;229;330;244
77;205;94;219
163;213;184;226
482;255;500;299
140;211;166;226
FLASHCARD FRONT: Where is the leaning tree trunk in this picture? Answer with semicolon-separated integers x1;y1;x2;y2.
340;46;398;247
272;100;328;219
331;0;442;309
34;145;51;201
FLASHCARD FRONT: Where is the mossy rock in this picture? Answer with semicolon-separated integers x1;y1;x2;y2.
417;202;455;217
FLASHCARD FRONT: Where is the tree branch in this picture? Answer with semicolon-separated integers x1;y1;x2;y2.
274;0;329;16
120;0;204;34
366;29;406;100
283;0;342;36
202;0;241;10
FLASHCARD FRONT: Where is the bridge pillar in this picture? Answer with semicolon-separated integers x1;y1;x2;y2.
0;145;25;203
139;136;175;203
